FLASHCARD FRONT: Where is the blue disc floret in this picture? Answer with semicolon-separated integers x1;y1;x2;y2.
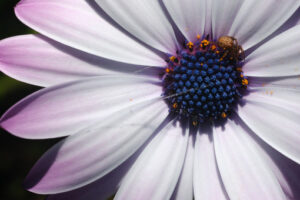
162;35;248;125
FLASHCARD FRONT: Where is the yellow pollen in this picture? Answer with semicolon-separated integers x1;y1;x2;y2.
216;50;220;54
170;56;176;62
173;103;178;109
197;34;201;40
187;41;194;49
221;112;227;118
201;39;210;47
211;45;217;50
242;79;248;86
240;74;244;78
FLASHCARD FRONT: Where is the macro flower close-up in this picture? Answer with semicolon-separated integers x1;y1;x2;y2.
1;0;300;199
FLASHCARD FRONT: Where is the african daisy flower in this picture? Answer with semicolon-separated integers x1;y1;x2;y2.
1;0;300;199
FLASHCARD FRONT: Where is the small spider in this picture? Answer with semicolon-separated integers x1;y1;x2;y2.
217;36;245;63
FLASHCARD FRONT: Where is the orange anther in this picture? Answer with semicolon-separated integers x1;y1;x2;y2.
197;34;201;40
170;56;176;62
201;39;210;47
187;41;194;49
211;45;217;50
221;112;227;118
192;121;198;126
242;79;248;86
165;68;170;73
173;103;178;109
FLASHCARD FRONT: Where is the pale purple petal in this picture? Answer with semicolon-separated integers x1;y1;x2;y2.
244;25;300;77
114;122;189;200
0;34;158;87
211;0;244;41
0;76;162;139
47;147;142;200
194;133;228;200
238;83;300;164
249;76;300;89
15;0;164;66
204;0;212;36
264;7;300;44
261;140;300;200
95;0;178;54
171;134;194;200
212;0;300;50
163;0;207;42
258;145;294;199
234;118;296;199
248;76;300;109
214;119;286;200
24;99;168;194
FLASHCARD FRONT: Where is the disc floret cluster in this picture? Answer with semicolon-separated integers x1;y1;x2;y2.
163;35;248;125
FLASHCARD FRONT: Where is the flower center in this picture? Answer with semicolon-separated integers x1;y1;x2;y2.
162;35;248;125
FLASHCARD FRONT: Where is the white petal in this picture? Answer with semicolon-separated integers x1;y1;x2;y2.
194;133;228;200
214;119;286;200
212;0;300;50
211;0;244;41
24;99;168;194
15;0;164;66
258;145;294;199
262;142;300;199
171;134;194;200
163;0;207;42
244;25;300;77
0;35;152;87
238;87;300;164
115;121;189;200
247;77;300;110
250;76;300;89
95;0;178;54
0;76;163;139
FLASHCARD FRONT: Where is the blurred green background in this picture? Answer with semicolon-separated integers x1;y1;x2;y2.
0;1;59;199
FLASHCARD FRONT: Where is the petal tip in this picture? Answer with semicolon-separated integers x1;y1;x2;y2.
23;180;48;195
23;159;58;195
23;172;44;194
14;0;29;22
15;0;28;7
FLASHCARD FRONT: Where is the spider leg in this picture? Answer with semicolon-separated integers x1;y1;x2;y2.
220;50;229;60
232;38;238;46
238;46;245;61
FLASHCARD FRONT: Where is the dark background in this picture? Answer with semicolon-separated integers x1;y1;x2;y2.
0;1;59;199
